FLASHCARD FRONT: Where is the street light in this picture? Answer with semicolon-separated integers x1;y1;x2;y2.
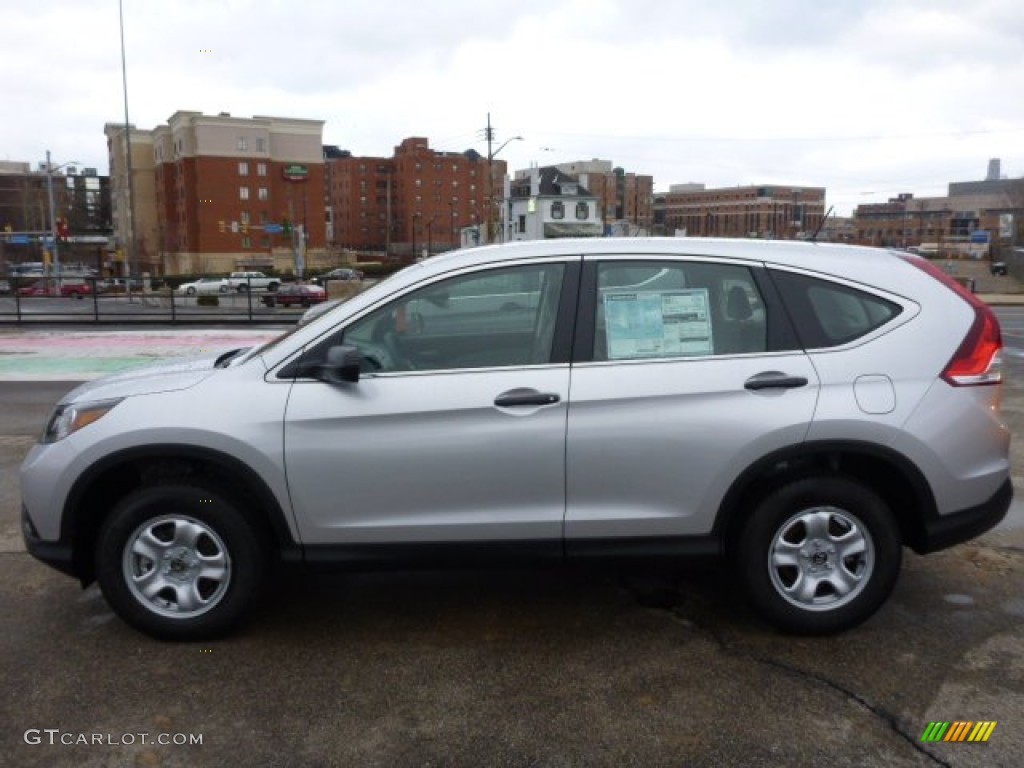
45;149;81;279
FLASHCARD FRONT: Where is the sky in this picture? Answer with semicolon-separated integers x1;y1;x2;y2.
3;0;1024;215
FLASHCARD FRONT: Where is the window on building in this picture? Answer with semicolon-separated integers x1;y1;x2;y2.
260;236;270;248
256;138;266;152
240;210;250;224
242;236;251;248
518;214;526;232
237;137;247;151
576;202;590;220
258;187;269;201
257;163;267;176
260;210;269;224
239;162;249;176
551;201;565;220
239;187;249;200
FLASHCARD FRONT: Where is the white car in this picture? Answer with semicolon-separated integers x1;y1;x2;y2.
177;277;228;296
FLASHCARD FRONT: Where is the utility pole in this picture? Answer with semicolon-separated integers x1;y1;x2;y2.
483;113;522;244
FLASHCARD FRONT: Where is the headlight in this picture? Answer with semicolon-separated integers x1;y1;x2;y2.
42;399;124;444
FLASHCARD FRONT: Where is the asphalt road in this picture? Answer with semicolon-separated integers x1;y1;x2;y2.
1;317;1023;767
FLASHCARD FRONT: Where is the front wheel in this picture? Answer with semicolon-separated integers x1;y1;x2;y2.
95;484;267;641
736;476;901;635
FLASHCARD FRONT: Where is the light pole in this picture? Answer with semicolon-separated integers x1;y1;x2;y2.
45;150;80;279
484;114;522;244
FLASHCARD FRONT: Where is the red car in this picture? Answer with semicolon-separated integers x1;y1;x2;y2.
17;279;93;299
261;283;327;308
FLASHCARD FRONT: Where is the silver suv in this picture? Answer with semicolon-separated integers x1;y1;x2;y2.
21;239;1011;640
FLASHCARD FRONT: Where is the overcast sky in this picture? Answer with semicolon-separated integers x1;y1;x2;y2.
4;0;1024;215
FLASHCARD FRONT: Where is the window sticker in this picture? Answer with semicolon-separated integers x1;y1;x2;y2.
603;289;713;359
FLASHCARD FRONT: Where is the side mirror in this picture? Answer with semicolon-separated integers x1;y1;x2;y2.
297;344;362;383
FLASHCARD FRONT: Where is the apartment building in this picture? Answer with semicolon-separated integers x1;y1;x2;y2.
126;111;327;275
654;184;826;239
325;137;506;256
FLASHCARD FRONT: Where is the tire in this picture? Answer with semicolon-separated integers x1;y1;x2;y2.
219;285;229;294
186;287;196;296
264;297;276;308
237;284;249;293
736;476;901;635
69;291;82;299
268;282;279;293
95;484;267;641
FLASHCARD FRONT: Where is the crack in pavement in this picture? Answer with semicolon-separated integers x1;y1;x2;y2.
620;575;953;768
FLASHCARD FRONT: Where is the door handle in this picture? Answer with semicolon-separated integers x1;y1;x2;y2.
744;371;809;391
494;389;561;407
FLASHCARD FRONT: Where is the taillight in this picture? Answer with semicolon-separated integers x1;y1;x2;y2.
898;254;1002;386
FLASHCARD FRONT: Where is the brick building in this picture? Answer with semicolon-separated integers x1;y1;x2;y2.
325;137;507;257
125;111;328;275
654;184;826;239
1;160;111;273
854;182;1024;258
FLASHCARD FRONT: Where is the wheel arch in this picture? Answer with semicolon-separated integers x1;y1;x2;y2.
715;440;938;556
63;444;300;584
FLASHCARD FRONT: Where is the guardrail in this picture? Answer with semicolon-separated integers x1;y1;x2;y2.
0;276;366;325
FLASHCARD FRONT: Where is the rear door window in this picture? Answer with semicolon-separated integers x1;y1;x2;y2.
592;261;768;360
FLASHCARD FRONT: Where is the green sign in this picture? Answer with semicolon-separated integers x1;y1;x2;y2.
283;164;309;180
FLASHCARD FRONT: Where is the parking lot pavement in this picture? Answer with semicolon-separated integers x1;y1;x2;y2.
2;378;1023;766
2;314;1024;766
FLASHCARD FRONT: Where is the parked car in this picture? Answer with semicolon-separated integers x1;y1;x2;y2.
0;279;10;295
226;271;280;293
261;283;327;307
17;279;92;298
20;238;1010;640
96;277;145;293
314;267;364;284
990;261;1008;276
176;277;228;296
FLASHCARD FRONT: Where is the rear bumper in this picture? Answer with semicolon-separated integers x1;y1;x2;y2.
914;478;1012;554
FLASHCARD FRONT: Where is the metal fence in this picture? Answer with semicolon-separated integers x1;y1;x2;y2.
0;276;366;325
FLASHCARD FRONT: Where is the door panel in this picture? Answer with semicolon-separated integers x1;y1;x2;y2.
566;354;818;538
285;369;569;543
282;261;575;545
565;258;818;539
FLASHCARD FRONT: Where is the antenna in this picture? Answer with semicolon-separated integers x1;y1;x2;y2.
811;205;834;242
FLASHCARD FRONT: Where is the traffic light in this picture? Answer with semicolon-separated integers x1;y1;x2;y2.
282;217;292;235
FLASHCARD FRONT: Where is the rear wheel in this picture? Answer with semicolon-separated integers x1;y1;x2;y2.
736;476;901;634
95;484;267;640
186;286;196;296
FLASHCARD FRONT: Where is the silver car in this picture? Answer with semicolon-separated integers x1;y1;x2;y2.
21;238;1011;640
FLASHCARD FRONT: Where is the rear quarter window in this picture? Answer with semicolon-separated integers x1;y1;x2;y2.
770;270;902;348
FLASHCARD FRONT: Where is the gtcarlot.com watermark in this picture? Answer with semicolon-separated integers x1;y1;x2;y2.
24;729;202;747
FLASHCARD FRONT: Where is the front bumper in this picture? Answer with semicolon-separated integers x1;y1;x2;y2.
914;477;1012;554
21;504;78;579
